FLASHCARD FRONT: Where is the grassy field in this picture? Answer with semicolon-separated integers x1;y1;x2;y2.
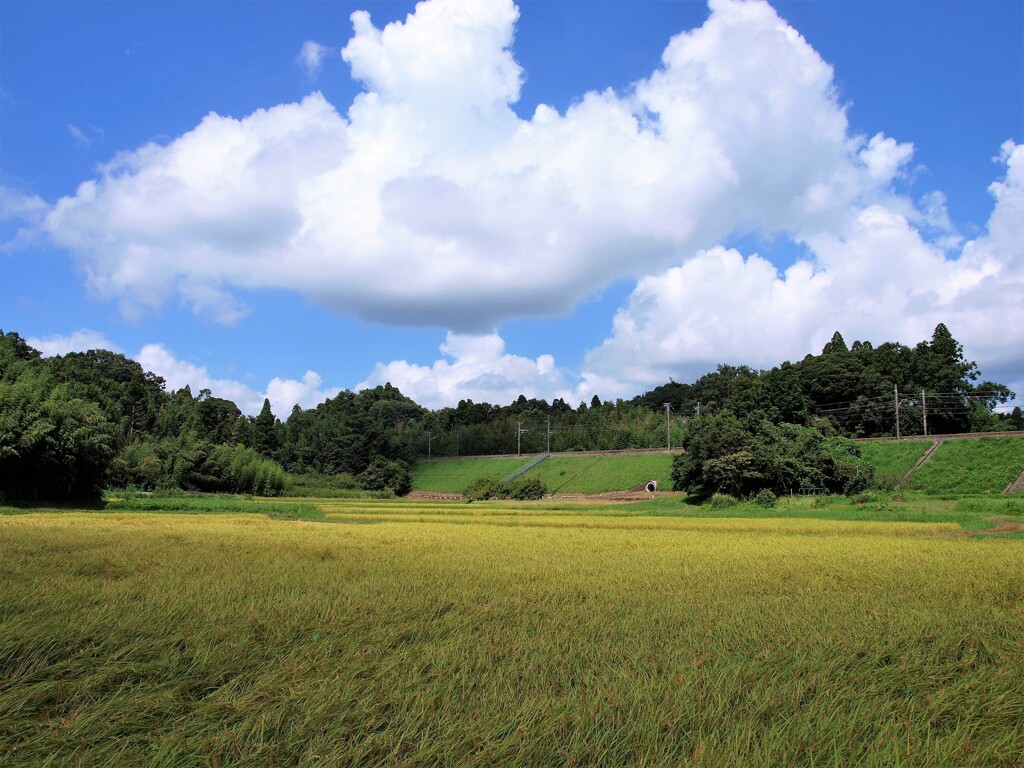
412;457;530;493
902;437;1024;494
857;439;933;488
2;494;1024;767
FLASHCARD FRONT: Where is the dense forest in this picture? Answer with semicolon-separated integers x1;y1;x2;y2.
1;324;1019;502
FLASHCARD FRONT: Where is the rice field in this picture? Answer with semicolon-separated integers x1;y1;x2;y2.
2;498;1023;767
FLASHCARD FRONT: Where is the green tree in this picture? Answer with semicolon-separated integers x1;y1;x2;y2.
0;370;115;502
672;416;872;498
252;398;280;458
359;457;412;495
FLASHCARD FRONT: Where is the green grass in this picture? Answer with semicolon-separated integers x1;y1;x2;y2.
858;439;933;488
104;494;326;521
0;494;327;522
902;437;1024;494
525;453;674;494
412;457;531;493
2;505;1022;767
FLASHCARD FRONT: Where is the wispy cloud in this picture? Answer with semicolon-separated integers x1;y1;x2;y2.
67;123;103;148
68;124;91;147
298;40;331;77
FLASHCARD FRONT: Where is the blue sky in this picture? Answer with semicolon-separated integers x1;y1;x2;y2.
2;0;1022;415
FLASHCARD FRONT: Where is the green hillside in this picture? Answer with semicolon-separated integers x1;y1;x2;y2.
902;437;1024;495
412;457;529;493
412;452;675;495
858;440;933;488
413;437;1024;498
526;453;673;494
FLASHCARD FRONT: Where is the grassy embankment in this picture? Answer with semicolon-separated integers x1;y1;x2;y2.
857;439;933;488
411;457;528;493
901;437;1024;494
412;435;1024;498
412;453;674;495
3;493;1024;767
526;453;673;494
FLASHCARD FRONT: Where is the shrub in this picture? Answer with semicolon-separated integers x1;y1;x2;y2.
464;477;501;501
508;476;546;500
464;476;547;501
360;458;412;496
706;493;739;509
753;489;777;508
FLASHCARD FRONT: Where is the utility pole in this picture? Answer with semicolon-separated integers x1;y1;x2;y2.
516;421;529;457
922;390;928;437
695;401;701;418
546;416;555;453
663;403;672;450
426;431;435;460
894;384;900;440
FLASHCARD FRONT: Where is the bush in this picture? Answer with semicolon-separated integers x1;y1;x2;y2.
360;458;412;496
753;489;777;508
508;477;546;500
464;477;501;500
285;472;362;497
464;476;547;501
706;493;739;509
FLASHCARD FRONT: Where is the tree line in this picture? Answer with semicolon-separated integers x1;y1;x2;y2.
1;324;1018;502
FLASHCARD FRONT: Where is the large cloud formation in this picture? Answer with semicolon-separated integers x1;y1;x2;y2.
27;0;1024;407
44;0;903;330
583;141;1024;398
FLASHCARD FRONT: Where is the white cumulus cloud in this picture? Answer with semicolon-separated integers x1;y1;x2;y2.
39;0;917;331
359;331;574;409
22;330;343;416
26;329;123;357
580;142;1024;400
135;344;342;416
